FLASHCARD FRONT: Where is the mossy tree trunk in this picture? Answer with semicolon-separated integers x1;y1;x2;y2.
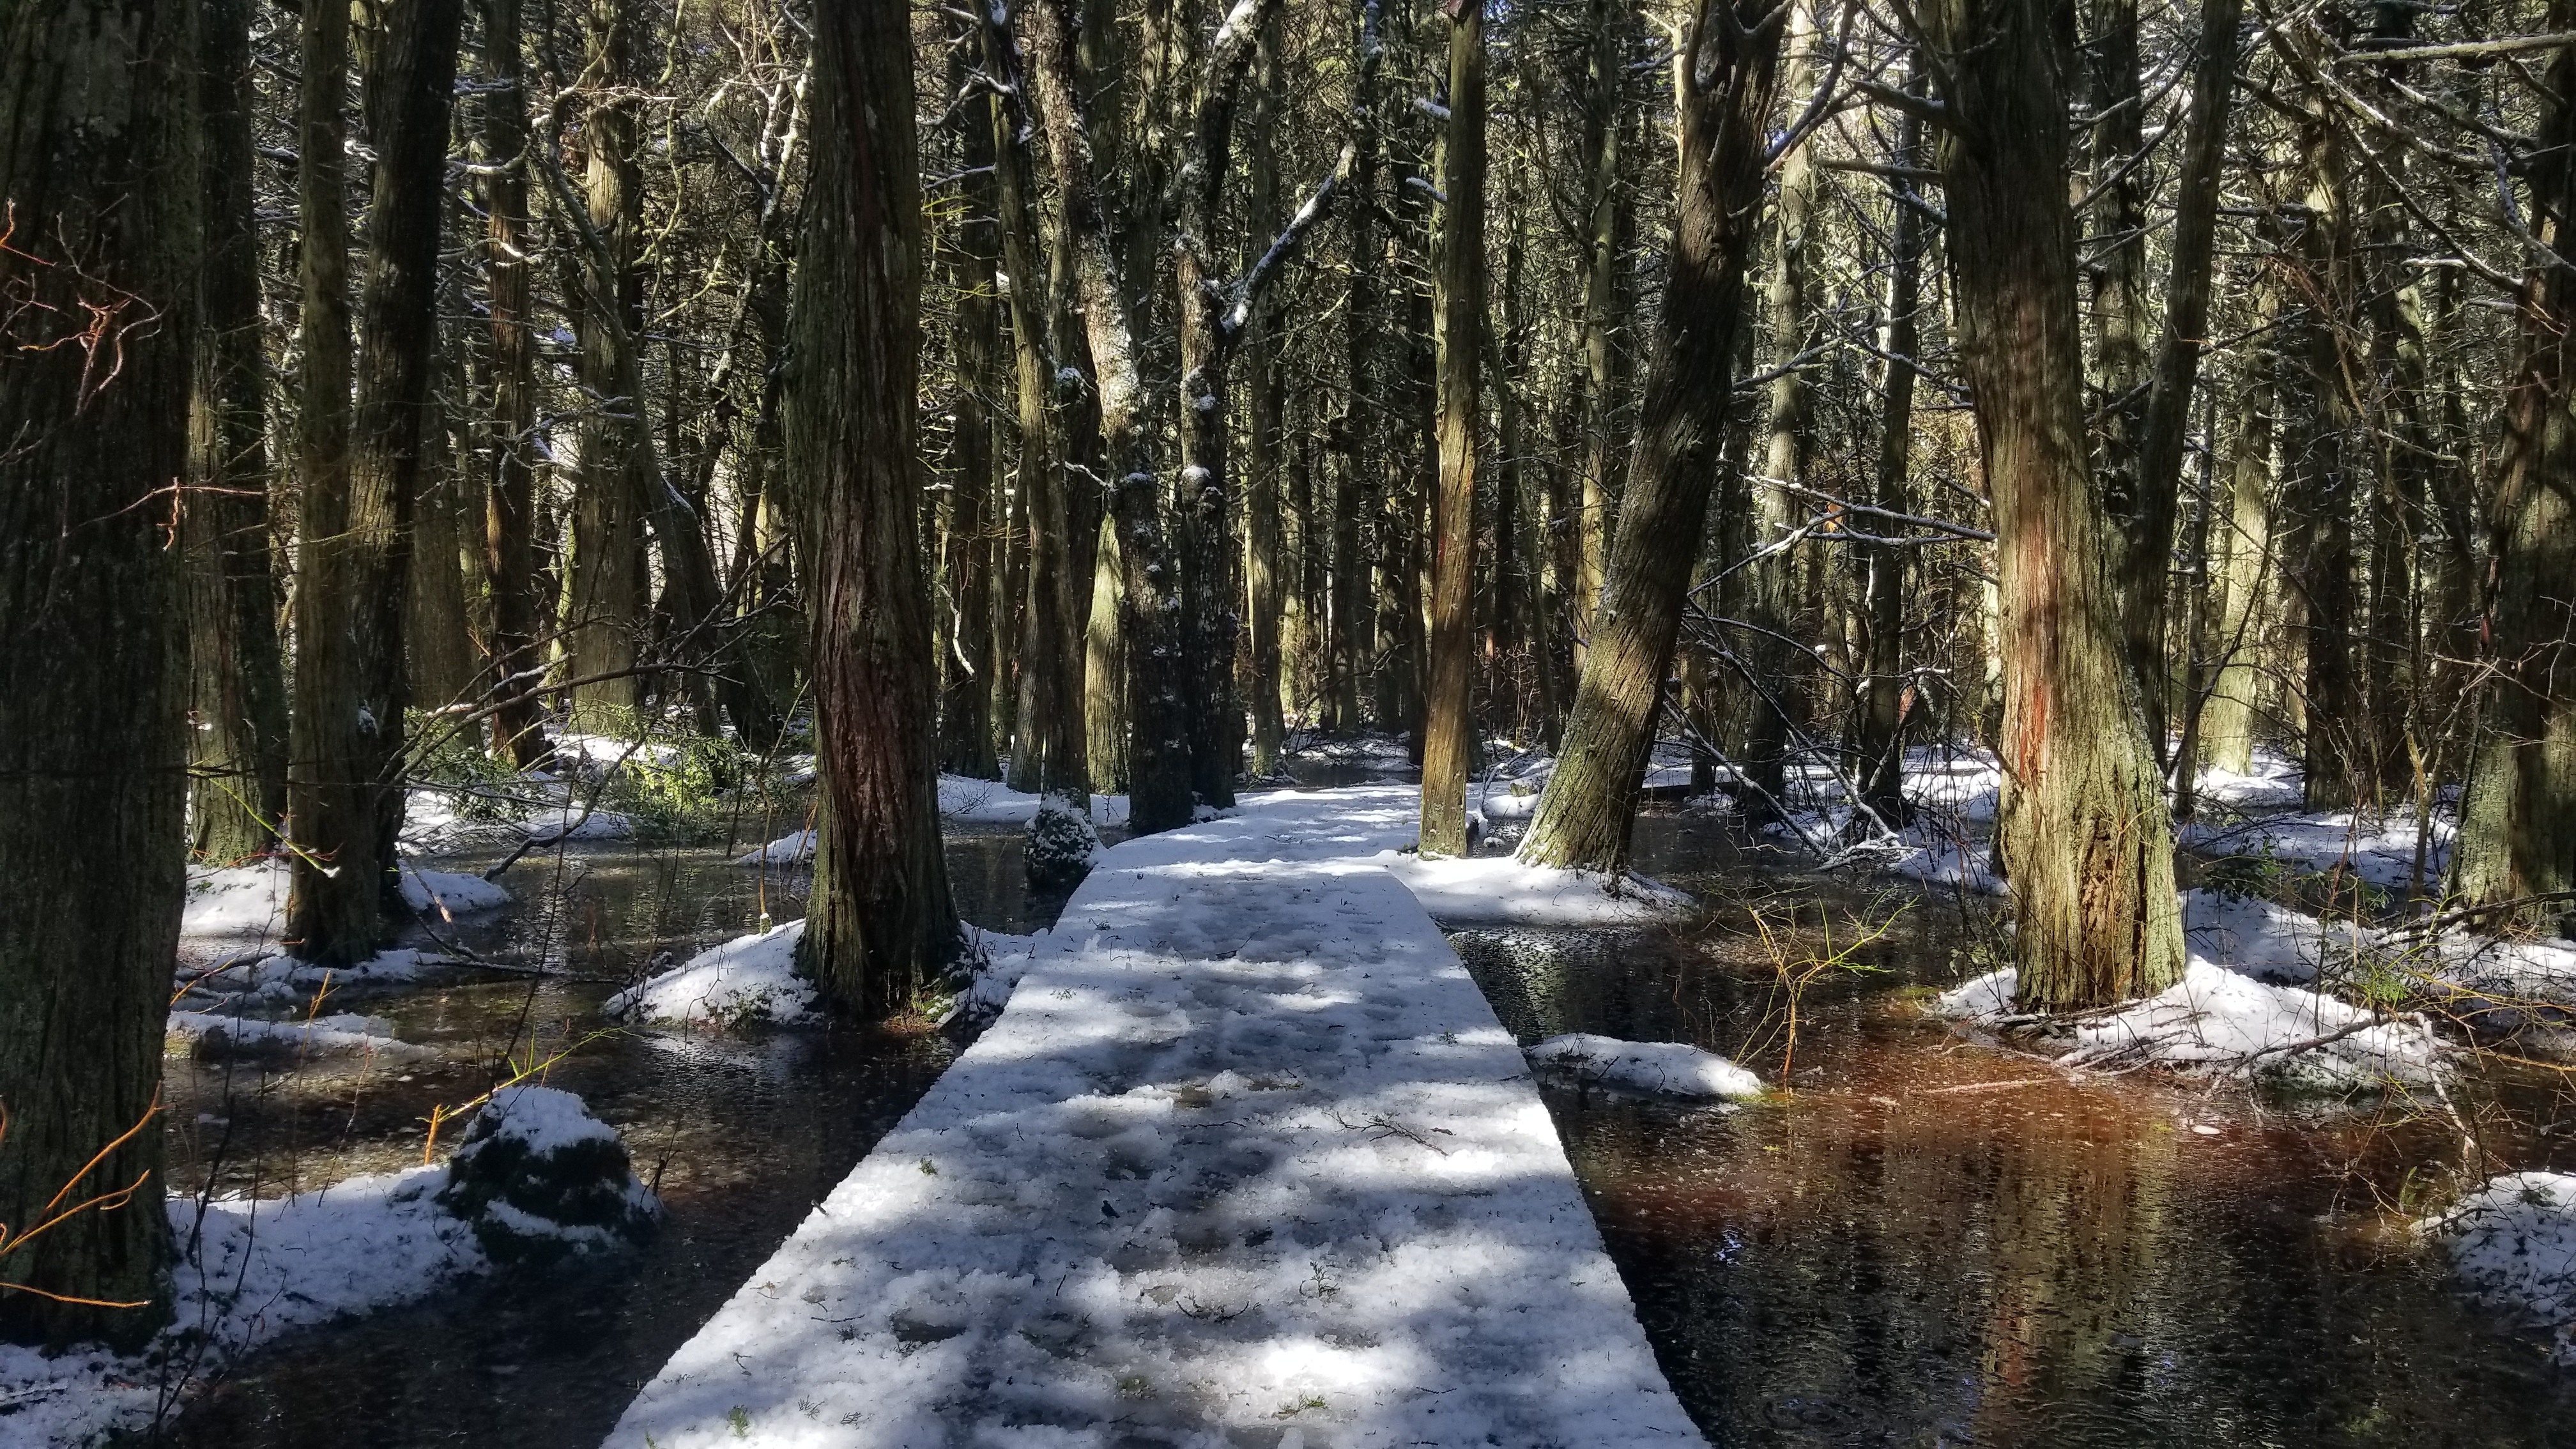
1517;0;1786;873
0;0;195;1347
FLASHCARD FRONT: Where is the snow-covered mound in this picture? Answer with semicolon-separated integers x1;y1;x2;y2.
168;1008;425;1059
607;919;815;1029
1024;794;1100;885
1528;1032;1763;1098
1938;960;2443;1089
1387;851;1692;926
398;861;508;917
3;1166;485;1446
181;859;505;966
439;1085;659;1262
2425;1171;2576;1362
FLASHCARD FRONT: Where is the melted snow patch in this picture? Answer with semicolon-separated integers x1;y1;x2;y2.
607;919;814;1028
1528;1033;1763;1098
2426;1171;2576;1361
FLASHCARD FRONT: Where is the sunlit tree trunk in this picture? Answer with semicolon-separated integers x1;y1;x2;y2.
2456;17;2576;929
476;0;548;768
1571;0;1630;669
1422;0;1485;857
0;0;195;1346
1855;85;1926;829
2086;0;2156;755
189;0;291;863
1922;0;2184;1010
1518;0;1786;873
2198;263;2281;778
795;0;962;1014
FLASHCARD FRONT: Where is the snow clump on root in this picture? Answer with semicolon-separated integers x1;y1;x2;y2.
1528;1032;1765;1098
438;1084;659;1263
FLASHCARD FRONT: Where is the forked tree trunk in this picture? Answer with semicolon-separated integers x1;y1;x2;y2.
1517;0;1786;873
1420;0;1485;857
2456;13;2576;929
1921;0;2184;1010
1022;0;1195;833
190;0;291;864
0;0;195;1347
795;0;963;1015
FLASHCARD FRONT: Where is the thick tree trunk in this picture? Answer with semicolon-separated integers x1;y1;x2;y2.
1421;0;1485;857
476;0;548;767
0;0;195;1347
2286;78;2360;808
189;0;291;864
1022;0;1194;833
2456;17;2576;929
2086;0;2156;755
1329;0;1383;734
565;0;647;731
1517;0;1785;873
795;0;962;1015
1086;516;1129;790
1572;0;1630;670
1922;0;2184;1010
408;441;481;714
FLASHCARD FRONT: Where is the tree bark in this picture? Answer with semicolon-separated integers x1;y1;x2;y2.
794;0;962;1015
2456;12;2576;929
1855;82;1926;829
189;0;291;864
1245;27;1288;779
476;0;548;768
1922;0;2185;1010
1517;0;1786;873
0;0;195;1347
2198;260;2281;778
1021;0;1195;833
1572;0;1630;671
943;34;1002;781
1329;0;1383;734
1421;0;1485;857
565;0;647;731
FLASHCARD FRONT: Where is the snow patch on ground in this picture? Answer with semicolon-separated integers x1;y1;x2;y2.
606;919;815;1029
402;773;636;853
2426;1171;2576;1362
181;860;503;968
735;779;1133;864
610;785;1701;1447
1528;1034;1764;1098
0;1167;485;1446
1937;959;2444;1090
2180;806;2453;889
1390;851;1693;926
167;1009;426;1059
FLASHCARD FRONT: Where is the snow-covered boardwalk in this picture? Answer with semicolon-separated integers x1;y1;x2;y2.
611;786;1705;1448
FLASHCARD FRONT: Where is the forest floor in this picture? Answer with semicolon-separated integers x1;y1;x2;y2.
609;785;1711;1448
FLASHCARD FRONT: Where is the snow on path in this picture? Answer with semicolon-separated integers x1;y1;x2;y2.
610;786;1706;1448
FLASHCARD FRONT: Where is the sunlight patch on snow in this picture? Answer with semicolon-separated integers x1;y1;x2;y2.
1388;851;1692;927
606;919;814;1029
2425;1171;2576;1363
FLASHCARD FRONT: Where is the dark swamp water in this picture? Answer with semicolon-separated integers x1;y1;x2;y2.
141;781;2576;1447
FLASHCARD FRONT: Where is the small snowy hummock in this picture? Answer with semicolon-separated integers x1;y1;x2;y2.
1528;1033;1764;1098
1023;793;1100;887
438;1084;659;1262
2425;1171;2576;1363
397;861;509;918
167;1009;427;1060
606;918;815;1029
1938;960;2444;1091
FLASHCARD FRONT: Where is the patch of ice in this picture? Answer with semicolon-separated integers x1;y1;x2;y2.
2426;1171;2576;1362
606;919;815;1029
1528;1033;1764;1098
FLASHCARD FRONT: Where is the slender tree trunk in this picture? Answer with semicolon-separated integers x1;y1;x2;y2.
1245;27;1288;780
476;0;548;768
190;0;291;863
1517;0;1786;873
2087;0;2155;755
1022;0;1194;833
1572;0;1629;671
1174;0;1284;810
2456;15;2576;928
0;0;195;1346
2124;0;2244;768
1422;0;1486;857
943;36;1002;781
1922;0;2184;1010
2200;263;2281;777
565;0;647;731
795;0;962;1015
1329;0;1383;734
2287;73;2359;808
408;438;480;713
1856;86;1926;829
